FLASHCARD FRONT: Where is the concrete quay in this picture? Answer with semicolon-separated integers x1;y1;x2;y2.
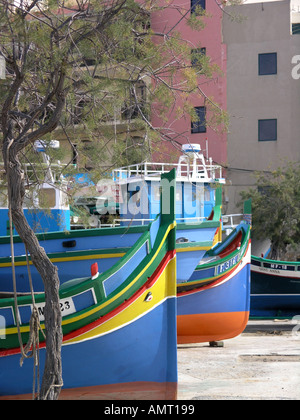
177;320;300;400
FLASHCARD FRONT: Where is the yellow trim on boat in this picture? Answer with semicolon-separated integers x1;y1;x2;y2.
176;245;211;253
64;255;177;344
177;275;220;289
0;253;126;268
212;223;222;246
3;222;176;336
62;222;176;326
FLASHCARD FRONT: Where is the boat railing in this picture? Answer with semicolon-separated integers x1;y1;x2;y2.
222;213;243;233
113;161;223;183
72;214;224;230
70;213;244;231
112;216;214;228
70;213;245;231
113;214;242;230
70;221;121;229
113;218;154;226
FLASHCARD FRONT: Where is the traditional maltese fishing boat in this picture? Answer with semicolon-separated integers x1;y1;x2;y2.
250;255;300;318
113;147;252;344
0;171;178;400
177;222;251;344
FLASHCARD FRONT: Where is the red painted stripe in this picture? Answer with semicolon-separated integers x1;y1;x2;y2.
63;249;176;342
0;249;176;358
178;264;238;297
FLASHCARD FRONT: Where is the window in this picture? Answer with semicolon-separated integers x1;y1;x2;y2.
258;53;277;75
191;47;206;67
191;106;206;133
258;119;277;141
258;186;271;196
191;0;206;15
292;23;300;35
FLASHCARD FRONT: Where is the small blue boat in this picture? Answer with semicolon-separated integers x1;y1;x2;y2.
251;255;300;318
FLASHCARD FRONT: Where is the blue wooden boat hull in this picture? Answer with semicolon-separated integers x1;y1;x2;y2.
177;224;251;343
250;294;300;318
0;297;177;399
250;256;300;317
0;229;143;258
0;209;70;236
177;254;250;343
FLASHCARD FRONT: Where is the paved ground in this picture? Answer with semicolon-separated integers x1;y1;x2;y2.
177;320;300;400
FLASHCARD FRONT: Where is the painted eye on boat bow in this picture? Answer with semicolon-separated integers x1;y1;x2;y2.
144;292;153;302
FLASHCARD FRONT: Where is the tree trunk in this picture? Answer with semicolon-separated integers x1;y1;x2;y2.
5;147;63;400
269;241;286;261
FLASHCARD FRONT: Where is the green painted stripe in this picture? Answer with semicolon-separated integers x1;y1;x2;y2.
0;225;148;244
0;247;130;265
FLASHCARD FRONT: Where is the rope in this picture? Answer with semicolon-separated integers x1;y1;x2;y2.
43;381;64;400
21;248;46;399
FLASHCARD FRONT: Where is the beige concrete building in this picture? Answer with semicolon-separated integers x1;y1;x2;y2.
222;0;300;213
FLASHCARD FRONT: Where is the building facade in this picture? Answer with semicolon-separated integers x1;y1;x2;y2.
223;0;300;213
150;0;228;166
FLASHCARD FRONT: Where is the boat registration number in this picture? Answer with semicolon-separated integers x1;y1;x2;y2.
33;298;76;322
216;254;239;275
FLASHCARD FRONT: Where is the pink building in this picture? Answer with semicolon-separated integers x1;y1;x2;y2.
150;0;227;166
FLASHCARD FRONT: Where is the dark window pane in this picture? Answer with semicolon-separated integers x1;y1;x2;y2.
292;23;300;34
258;53;277;75
191;47;206;67
191;106;206;133
191;0;206;14
258;119;277;141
